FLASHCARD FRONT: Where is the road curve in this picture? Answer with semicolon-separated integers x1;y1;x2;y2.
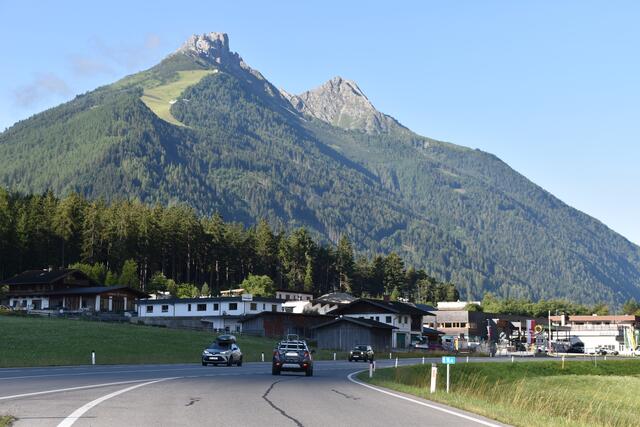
0;358;508;427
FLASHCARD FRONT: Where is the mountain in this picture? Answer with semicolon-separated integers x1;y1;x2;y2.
1;32;639;305
283;76;405;134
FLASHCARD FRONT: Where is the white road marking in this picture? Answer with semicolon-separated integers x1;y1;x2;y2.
0;366;248;380
347;371;503;427
0;378;166;401
57;378;176;427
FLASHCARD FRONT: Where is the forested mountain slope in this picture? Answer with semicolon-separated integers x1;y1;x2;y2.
1;32;639;304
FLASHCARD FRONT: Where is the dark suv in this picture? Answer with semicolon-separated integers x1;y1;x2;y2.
348;345;374;362
272;340;314;376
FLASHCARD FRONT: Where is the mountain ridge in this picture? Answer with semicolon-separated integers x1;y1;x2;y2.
1;32;638;305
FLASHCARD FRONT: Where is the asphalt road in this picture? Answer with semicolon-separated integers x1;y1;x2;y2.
0;357;512;427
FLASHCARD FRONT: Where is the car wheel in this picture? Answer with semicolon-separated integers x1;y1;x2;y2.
272;367;280;375
227;357;233;367
348;358;352;362
237;357;243;367
202;362;207;366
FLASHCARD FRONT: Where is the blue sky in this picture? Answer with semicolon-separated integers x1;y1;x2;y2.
1;1;638;244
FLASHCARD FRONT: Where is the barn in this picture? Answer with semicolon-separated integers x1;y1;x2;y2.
240;311;330;339
312;316;396;351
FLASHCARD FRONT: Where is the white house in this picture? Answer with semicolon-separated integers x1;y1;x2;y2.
275;289;314;301
137;294;284;333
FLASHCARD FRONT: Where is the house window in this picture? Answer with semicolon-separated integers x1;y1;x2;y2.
213;303;219;311
161;305;169;313
285;295;290;300
250;303;257;311
197;304;207;312
376;316;380;322
229;303;238;311
146;305;153;313
271;304;277;312
386;316;392;323
188;304;192;312
263;304;266;310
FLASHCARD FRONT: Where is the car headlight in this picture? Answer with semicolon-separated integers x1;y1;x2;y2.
203;350;212;356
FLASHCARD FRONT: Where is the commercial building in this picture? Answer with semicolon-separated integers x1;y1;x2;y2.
550;314;640;353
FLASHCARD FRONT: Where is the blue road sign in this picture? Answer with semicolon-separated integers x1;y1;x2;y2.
442;356;456;364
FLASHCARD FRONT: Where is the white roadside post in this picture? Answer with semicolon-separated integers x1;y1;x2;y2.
562;355;565;369
261;352;264;362
422;356;425;365
369;360;374;378
91;350;96;365
389;352;392;360
466;356;469;363
511;355;514;363
395;357;398;368
430;363;437;393
333;352;336;361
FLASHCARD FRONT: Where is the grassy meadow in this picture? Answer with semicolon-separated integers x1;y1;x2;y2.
0;314;278;367
0;314;414;367
140;69;217;126
359;359;640;427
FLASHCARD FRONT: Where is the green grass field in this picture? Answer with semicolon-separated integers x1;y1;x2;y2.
0;314;281;367
140;69;217;126
0;315;408;367
0;416;14;427
358;359;640;427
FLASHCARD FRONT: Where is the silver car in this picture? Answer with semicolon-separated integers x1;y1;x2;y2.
202;335;243;366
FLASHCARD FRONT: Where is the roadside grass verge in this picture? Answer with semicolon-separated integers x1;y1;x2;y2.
358;359;640;427
0;415;15;427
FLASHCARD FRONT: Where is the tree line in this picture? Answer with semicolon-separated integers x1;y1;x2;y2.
0;188;459;302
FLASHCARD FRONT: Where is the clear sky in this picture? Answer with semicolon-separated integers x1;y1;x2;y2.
1;1;638;244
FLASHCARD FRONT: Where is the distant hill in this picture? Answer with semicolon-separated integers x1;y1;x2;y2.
1;32;639;304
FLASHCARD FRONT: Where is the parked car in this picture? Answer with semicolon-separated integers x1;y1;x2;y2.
272;339;314;376
202;335;243;366
593;346;618;356
348;345;374;362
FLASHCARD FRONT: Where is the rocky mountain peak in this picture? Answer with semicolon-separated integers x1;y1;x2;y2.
177;32;238;65
290;76;404;134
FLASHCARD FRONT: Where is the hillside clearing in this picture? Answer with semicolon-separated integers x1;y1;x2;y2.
140;69;217;126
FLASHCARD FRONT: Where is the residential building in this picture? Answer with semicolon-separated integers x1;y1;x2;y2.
0;269;147;312
136;295;284;333
275;289;314;301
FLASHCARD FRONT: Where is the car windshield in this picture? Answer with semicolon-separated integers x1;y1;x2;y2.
207;342;231;351
355;345;368;350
